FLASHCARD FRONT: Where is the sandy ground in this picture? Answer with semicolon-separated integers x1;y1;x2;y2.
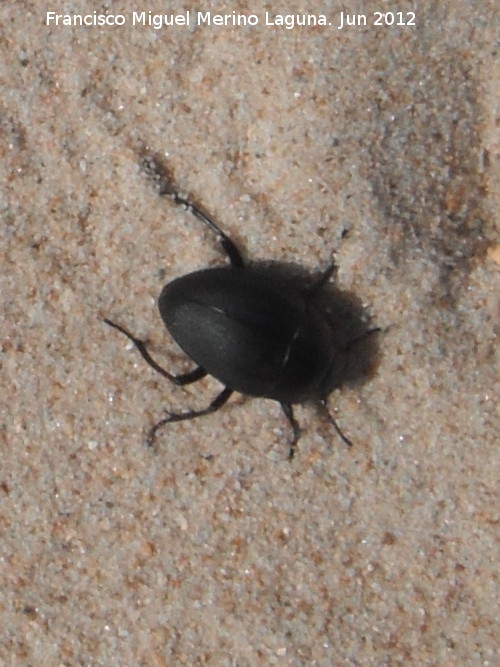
1;1;498;665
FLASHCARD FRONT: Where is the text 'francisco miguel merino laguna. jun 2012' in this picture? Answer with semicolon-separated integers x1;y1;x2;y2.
45;10;417;30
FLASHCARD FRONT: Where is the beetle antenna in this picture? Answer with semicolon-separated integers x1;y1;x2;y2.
344;326;381;351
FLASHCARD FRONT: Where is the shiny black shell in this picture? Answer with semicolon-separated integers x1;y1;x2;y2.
159;266;341;404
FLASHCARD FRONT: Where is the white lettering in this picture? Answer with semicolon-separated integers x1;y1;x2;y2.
265;13;327;29
197;12;258;26
132;11;190;28
45;12;125;26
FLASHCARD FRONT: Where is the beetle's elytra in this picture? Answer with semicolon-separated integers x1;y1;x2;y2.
105;155;378;459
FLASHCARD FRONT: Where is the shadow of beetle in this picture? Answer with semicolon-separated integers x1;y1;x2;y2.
104;155;380;459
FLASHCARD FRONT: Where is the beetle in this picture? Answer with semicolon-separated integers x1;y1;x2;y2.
105;156;373;459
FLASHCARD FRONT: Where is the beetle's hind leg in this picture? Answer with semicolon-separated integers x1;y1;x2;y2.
140;153;244;268
104;319;207;385
169;193;245;269
306;228;351;296
280;403;301;460
147;387;233;447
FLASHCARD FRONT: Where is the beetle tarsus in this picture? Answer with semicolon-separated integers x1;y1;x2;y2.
147;387;233;447
320;399;353;447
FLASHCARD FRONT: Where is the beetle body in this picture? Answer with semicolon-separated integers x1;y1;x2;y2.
159;266;344;404
104;155;372;458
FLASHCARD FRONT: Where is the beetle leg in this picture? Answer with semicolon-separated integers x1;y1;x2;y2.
147;387;233;447
104;319;207;385
141;153;244;267
319;399;353;447
168;193;245;269
280;403;301;460
306;259;338;295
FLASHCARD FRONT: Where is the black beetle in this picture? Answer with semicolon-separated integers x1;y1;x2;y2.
105;157;375;459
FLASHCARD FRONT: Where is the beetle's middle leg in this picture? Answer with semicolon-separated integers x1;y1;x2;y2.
147;386;233;447
280;403;301;460
104;319;207;385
